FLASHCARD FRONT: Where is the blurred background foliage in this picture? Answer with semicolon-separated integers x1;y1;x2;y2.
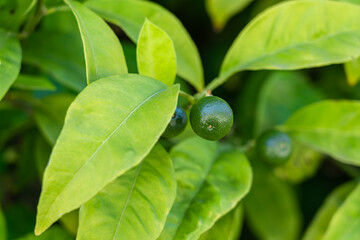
1;0;360;239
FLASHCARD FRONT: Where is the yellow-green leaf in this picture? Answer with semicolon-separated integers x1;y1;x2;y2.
283;100;360;166
77;144;176;240
303;181;356;240
158;138;252;240
35;74;179;235
323;182;360;240
65;0;127;84
85;0;204;92
214;1;360;89
137;19;177;86
344;58;360;86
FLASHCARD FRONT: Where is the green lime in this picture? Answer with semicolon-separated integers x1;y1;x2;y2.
190;96;233;141
256;129;293;166
162;107;188;138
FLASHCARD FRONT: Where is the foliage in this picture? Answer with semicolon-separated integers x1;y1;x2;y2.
1;0;360;239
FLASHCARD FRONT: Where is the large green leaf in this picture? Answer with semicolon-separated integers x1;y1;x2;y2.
77;144;176;240
303;181;356;240
17;226;73;240
137;19;176;86
0;207;5;240
35;74;179;235
65;0;127;84
199;204;244;240
158;137;252;240
205;0;253;30
212;0;360;89
283;100;360;166
344;58;360;86
323;182;360;240
22;30;86;92
244;161;302;240
34;94;76;146
85;0;204;92
0;29;21;100
255;71;323;135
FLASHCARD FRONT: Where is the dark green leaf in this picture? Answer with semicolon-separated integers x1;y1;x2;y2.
244;161;302;240
0;29;21;100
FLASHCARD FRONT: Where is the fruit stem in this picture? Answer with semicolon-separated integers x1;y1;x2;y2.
179;91;195;105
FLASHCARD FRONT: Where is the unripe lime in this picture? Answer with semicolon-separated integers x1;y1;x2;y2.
256;130;293;166
190;96;233;141
162;107;187;138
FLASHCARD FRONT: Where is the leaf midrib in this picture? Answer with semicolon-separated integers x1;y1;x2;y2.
112;162;144;240
39;88;166;231
171;153;217;239
69;1;99;84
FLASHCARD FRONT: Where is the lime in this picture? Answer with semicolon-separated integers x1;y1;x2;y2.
190;96;233;141
256;129;293;166
162;107;187;138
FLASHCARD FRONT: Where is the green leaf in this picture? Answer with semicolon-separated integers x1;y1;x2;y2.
244;161;302;240
283;100;360;166
59;211;78;236
199;204;244;240
0;104;28;150
255;71;323;136
85;0;204;92
65;0;127;84
35;74;179;235
22;30;86;92
34;135;52;180
216;1;360;88
323;182;360;240
77;144;176;240
344;58;360;86
158;137;252;240
137;19;177;86
0;207;6;240
0;29;21;100
12;75;56;91
34;94;76;146
274;142;322;184
0;0;36;31
17;226;73;240
205;0;253;30
303;181;356;240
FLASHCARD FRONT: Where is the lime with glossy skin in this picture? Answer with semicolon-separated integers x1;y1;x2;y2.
162;107;188;138
190;96;233;141
256;130;293;166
